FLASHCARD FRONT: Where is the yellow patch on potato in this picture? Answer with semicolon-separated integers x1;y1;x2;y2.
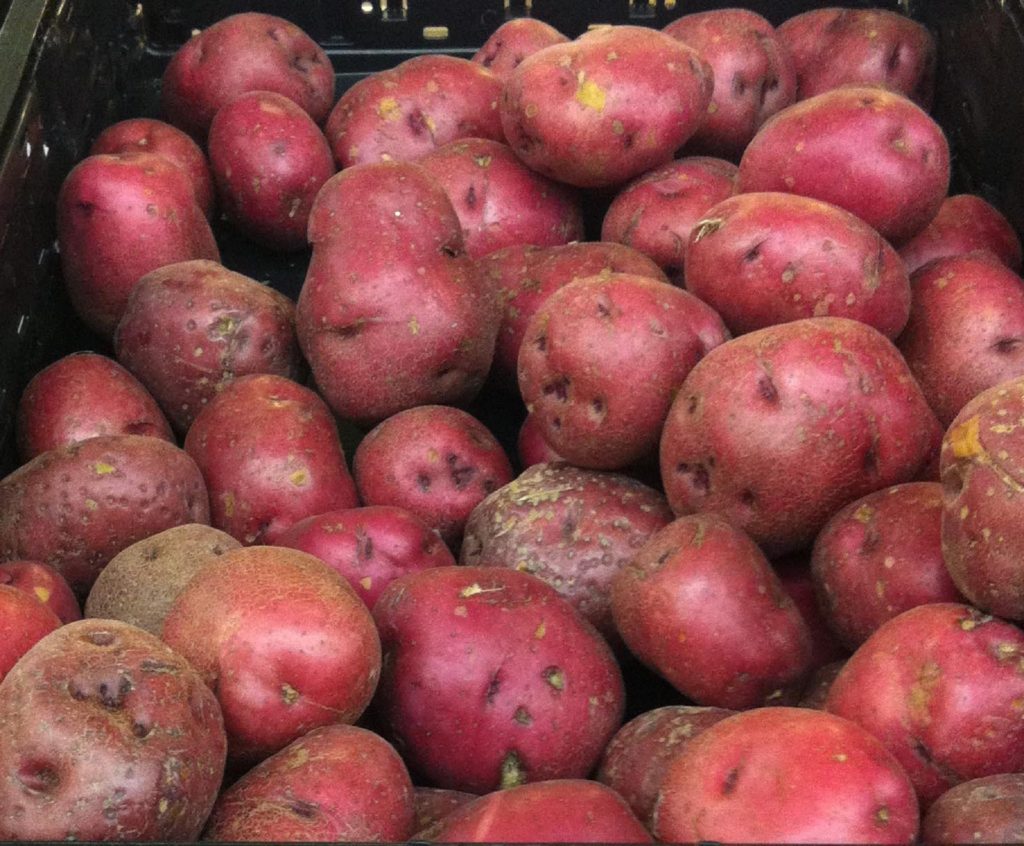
33;586;51;603
575;76;606;112
949;415;982;460
377;97;402;121
93;461;117;475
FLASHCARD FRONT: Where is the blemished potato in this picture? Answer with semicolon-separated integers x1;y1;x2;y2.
0;560;81;623
413;787;477;835
161;12;334;138
922;774;1024;845
0;584;61;682
471;18;569;82
0;619;226;841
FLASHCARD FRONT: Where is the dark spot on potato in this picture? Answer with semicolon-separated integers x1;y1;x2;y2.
863;443;879;474
543;376;570;402
860;95;876;108
622;133;635;150
132;721;152;738
993;337;1023;354
687;395;699;415
290;800;319;819
766;76;779;91
722;767;740;794
76;200;95;217
534;334;547;353
486;670;502;703
887;43;903;73
596;299;612;319
440;243;463;258
943;465;965;499
465;185;477;209
266;27;282;41
357;531;374;560
731;74;747;98
84;630;116;647
448;454;476;490
543;666;565;690
860;527;881;554
514;706;533;725
743;240;766;263
417;473;432;492
676;462;710;494
140;657;178;674
739;489;757;507
16;760;60;794
551;416;562;431
407;109;429;137
290;54;314;74
331;321;365;339
591;397;606;421
656;549;672;566
757;375;778;403
272;141;287;156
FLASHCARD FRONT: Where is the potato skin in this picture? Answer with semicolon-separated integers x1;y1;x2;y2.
922;774;1024;844
471;18;569;82
0;435;209;597
0;584;61;681
413;787;477;835
0;618;226;841
0;560;81;623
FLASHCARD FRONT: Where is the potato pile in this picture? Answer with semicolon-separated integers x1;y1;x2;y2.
5;5;1024;842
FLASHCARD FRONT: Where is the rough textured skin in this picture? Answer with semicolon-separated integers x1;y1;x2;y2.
161;12;334;138
56;152;219;338
417;138;583;258
0;619;226;841
922;774;1024;845
372;565;625;793
326;55;504;168
208;90;335;251
500;25;714;188
162;546;381;764
413;787;477;835
471;18;569;82
461;462;673;644
353;406;514;549
0;560;81;623
898;253;1024;427
774;554;849;671
16;352;173;461
0;435;209;597
940;377;1024;619
612;514;814;708
114;260;301;433
738;86;950;245
601;157;738;273
660;317;942;556
85;524;240;636
596;705;735;827
277;506;456;609
685;191;911;338
665;9;797;159
0;585;62;681
297;162;498;426
826;603;1024;806
184;374;358;546
778;7;936;107
654;707;919;843
518;273;728;470
204;724;415;842
811;482;963;649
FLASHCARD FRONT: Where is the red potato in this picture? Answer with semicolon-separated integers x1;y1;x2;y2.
114;260;301;432
184;374;358;546
372;565;625;793
665;9;797;159
326;55;504;168
56;152;219;338
471;18;569;82
413;788;477;835
660;317;942;556
899;193;1023;274
500;25;714;188
0;560;81;623
417;138;584;258
208;90;335;251
516;412;565;468
600;157;738;274
16;352;173;461
922;774;1024;845
684;191;912;338
162;545;381;764
654;706;919;843
611;514;814;709
276;505;456;610
798;659;846;709
0;435;209;597
161;12;334;138
825;603;1024;806
0;618;226;841
204;724;414;842
898;253;1024;427
0;584;61;682
353;405;513;549
738;85;950;245
774;554;850;671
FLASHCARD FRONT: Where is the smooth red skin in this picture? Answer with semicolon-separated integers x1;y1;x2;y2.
16;352;173;461
600;157;738;272
0;585;61;681
204;724;414;842
774;554;849;671
684;191;912;338
922;774;1024;844
413;787;477;835
665;10;797;159
56;152;219;338
898;253;1024;427
471;18;569;82
596;705;735;828
208;90;335;251
161;12;334;139
372;565;625;793
811;482;963;650
778;8;936;108
297;162;498;427
429;780;652;843
353;406;513;549
612;514;814;709
654;706;919;843
0;435;209;597
0;619;226;841
183;374;358;546
162;546;381;764
900;194;1024;274
738;86;950;246
501;26;713;188
826;603;1024;806
461;462;673;645
276;505;456;609
0;561;81;624
90;117;215;218
114;259;301;432
326;55;504;168
516;412;565;468
518;273;727;470
417;138;584;259
659;316;943;556
798;659;847;709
